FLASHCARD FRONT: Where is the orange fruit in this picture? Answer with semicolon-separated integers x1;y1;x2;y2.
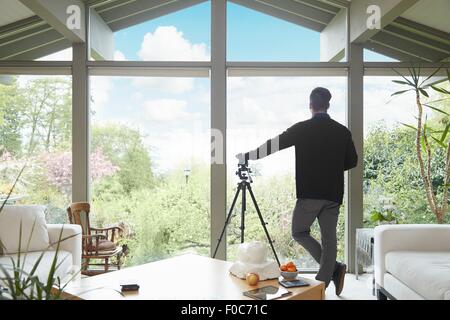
287;261;295;267
287;266;297;272
280;264;288;271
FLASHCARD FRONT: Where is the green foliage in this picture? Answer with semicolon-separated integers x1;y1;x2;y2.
92;164;210;266
0;79;24;156
363;123;449;226
389;67;450;223
369;210;397;224
92;125;153;194
18;78;71;154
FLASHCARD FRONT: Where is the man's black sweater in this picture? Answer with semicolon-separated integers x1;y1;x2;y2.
244;113;358;204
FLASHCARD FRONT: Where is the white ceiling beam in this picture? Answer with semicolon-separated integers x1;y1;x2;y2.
229;0;326;31
319;0;349;9
349;0;420;44
97;0;207;32
19;0;86;43
320;8;346;61
295;0;340;14
256;0;336;24
89;7;113;60
370;31;449;62
320;0;420;61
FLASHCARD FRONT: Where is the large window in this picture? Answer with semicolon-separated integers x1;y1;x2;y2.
363;75;449;227
89;75;210;266
227;76;347;268
93;2;210;61
0;75;72;223
227;2;346;62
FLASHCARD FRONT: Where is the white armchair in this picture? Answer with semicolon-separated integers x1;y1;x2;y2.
0;206;82;285
374;224;450;300
47;224;82;275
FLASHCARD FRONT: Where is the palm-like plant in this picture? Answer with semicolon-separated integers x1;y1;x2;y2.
0;225;79;300
392;67;450;223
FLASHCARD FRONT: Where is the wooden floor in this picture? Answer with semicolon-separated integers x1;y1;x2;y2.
301;273;376;300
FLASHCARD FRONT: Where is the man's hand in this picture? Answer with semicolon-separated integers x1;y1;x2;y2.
236;153;246;164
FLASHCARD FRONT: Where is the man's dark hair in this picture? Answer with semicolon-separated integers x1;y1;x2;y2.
310;87;332;112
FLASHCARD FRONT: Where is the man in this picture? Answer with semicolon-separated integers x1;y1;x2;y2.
236;87;358;296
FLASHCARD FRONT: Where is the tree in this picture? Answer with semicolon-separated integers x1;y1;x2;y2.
0;78;24;156
391;67;450;223
44;150;119;195
20;78;71;155
92;124;153;193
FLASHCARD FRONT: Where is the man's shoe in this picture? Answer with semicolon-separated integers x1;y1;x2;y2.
332;263;346;296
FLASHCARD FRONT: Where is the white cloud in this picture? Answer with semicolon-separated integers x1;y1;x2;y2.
226;77;351;176
131;26;210;94
363;77;430;135
90;76;114;110
113;50;127;61
144;128;210;174
227;77;347;131
132;77;194;94
138;26;210;61
143;99;192;122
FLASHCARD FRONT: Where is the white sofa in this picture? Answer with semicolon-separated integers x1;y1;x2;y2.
0;205;82;285
374;224;450;300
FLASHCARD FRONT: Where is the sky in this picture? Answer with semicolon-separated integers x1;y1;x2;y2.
38;1;435;178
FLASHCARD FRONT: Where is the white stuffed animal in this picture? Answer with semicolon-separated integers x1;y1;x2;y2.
229;241;280;280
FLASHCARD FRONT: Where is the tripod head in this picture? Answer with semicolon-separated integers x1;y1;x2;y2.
236;161;253;183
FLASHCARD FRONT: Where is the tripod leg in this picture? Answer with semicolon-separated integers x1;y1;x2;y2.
247;183;281;267
241;183;246;243
212;184;242;259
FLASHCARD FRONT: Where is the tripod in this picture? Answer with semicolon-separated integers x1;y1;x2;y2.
212;163;281;266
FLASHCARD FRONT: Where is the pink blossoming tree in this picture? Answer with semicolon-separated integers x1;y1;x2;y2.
45;149;119;194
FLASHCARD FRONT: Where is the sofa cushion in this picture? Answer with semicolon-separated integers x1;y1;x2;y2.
385;251;450;300
384;273;425;300
0;250;74;285
0;205;50;254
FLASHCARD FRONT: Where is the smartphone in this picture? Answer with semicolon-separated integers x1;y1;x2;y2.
119;280;140;292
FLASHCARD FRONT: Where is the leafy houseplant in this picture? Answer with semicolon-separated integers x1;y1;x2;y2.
392;67;450;224
370;209;398;225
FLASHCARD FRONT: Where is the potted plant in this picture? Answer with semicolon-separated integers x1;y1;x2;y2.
369;209;398;225
391;67;450;224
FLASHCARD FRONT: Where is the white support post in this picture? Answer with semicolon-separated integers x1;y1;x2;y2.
71;5;90;203
210;0;227;260
346;42;364;273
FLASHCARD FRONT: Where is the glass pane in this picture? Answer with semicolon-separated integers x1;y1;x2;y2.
92;2;210;61
227;76;347;269
90;76;210;266
227;2;345;62
364;49;398;62
0;75;72;223
364;76;449;230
